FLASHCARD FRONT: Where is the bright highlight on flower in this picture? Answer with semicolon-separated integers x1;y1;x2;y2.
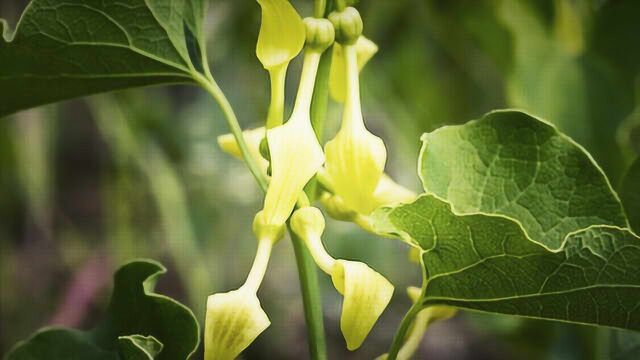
330;36;378;102
290;207;394;350
325;7;388;215
204;212;283;360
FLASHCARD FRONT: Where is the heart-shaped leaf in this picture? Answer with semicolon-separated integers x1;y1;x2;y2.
373;111;640;331
6;260;199;360
0;0;207;117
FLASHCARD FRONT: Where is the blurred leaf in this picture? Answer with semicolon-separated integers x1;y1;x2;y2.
373;111;640;330
0;0;207;117
609;330;640;360
6;260;199;360
498;0;634;179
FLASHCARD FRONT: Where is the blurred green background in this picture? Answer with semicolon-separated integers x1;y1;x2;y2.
1;0;639;358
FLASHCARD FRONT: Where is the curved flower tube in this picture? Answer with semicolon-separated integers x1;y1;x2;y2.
325;8;388;215
256;0;305;128
204;212;284;360
262;18;334;227
329;36;378;102
290;207;394;350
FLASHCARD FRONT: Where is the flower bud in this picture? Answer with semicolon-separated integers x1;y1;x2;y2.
303;17;335;53
329;7;363;45
331;260;394;350
204;289;270;360
290;206;325;240
256;0;305;70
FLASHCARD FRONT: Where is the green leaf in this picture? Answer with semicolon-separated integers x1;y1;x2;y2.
0;0;207;117
621;158;640;233
118;335;163;359
419;110;628;250
6;260;199;360
374;195;640;331
372;110;640;331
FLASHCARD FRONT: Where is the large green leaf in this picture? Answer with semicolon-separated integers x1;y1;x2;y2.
372;110;640;330
6;260;199;360
375;195;640;330
0;0;207;117
621;158;640;233
419;110;628;250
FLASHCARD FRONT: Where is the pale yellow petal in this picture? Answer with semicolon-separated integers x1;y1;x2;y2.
256;0;305;70
263;114;324;226
331;260;394;350
325;123;387;215
325;43;386;215
372;174;417;208
330;36;378;102
217;127;269;175
204;289;270;360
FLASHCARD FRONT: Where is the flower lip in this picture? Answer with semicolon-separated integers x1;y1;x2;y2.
204;289;270;360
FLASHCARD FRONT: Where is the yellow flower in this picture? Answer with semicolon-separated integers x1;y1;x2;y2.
325;36;387;215
204;212;284;360
332;260;394;350
204;289;270;360
291;207;394;350
261;21;332;226
330;36;378;102
256;0;305;70
256;0;305;128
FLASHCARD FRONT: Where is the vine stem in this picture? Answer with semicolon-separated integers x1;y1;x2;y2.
387;302;422;360
195;59;330;357
195;73;269;192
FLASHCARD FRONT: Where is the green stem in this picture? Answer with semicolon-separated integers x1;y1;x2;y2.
195;73;269;192
387;302;422;360
290;227;328;360
314;0;327;17
335;0;347;11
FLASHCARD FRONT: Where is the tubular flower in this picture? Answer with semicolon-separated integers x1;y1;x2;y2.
325;7;387;215
217;127;269;175
290;207;394;350
204;212;284;360
256;0;305;128
376;287;457;360
261;18;334;227
330;36;378;102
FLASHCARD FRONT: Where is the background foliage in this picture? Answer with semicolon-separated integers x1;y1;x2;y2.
1;0;638;359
